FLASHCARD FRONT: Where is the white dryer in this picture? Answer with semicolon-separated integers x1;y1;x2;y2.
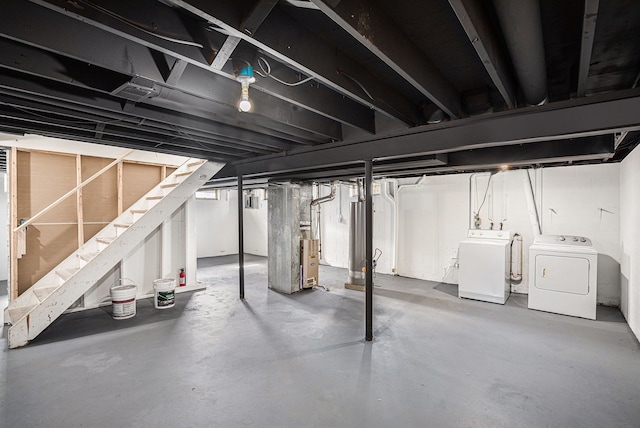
459;229;513;304
528;235;598;320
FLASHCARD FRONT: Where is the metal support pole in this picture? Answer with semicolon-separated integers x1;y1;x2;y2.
238;175;245;300
365;159;373;341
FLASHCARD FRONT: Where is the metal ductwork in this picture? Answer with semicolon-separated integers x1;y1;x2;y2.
492;0;548;106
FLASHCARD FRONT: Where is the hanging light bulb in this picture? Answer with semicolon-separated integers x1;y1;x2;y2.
235;64;255;113
238;80;252;112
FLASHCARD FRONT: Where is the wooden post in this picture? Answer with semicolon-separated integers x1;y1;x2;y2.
9;148;17;301
117;161;123;215
76;154;84;246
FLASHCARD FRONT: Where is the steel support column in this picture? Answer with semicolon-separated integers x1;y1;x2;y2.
365;159;373;342
238;175;245;300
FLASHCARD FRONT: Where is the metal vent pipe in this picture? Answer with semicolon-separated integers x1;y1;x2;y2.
492;0;548;106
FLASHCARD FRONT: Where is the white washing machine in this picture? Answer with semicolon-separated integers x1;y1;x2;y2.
528;235;598;320
458;229;513;304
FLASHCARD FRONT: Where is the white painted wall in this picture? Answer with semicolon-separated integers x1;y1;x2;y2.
537;165;620;305
243;190;268;256
196;190;238;257
317;184;350;267
318;164;621;306
620;144;640;341
194;189;268;257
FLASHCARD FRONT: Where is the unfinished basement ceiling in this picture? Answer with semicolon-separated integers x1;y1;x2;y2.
0;0;640;180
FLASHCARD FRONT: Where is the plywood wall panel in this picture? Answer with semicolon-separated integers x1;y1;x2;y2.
83;223;108;243
81;156;118;223
17;150;77;223
122;163;162;210
17;224;78;294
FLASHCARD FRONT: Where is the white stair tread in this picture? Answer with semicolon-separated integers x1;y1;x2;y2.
114;223;131;228
161;182;179;188
175;171;192;177
56;268;80;281
146;195;163;200
78;251;99;262
96;236;116;245
33;286;58;301
130;209;147;214
8;305;36;323
187;160;205;167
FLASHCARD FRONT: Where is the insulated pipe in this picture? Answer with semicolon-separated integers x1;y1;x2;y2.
492;0;548;106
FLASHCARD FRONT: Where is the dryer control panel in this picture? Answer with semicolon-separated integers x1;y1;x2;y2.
534;234;592;246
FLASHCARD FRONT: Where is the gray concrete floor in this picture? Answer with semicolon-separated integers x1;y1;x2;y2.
2;255;640;427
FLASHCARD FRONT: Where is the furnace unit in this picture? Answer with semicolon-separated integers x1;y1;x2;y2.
300;239;319;289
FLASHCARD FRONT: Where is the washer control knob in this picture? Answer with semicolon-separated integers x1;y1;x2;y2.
558;236;566;241
573;237;579;242
580;237;586;242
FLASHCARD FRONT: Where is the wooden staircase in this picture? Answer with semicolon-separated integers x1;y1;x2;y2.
5;158;218;348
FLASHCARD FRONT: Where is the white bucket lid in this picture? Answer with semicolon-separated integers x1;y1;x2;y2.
110;284;137;298
154;278;176;291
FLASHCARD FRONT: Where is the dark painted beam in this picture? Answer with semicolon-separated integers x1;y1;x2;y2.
311;0;462;119
235;135;612;181
27;0;370;133
223;88;640;177
240;0;279;36
171;0;422;125
577;0;600;97
165;59;189;86
0;92;273;156
0;70;303;152
169;66;341;140
251;8;422;126
0;118;232;162
0;35;320;145
0;4;340;140
0;106;249;160
251;58;375;133
446;135;613;167
32;0;218;66
211;36;241;71
447;0;517;108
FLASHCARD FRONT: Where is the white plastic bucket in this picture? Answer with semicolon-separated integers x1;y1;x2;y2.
153;279;176;309
110;280;137;320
